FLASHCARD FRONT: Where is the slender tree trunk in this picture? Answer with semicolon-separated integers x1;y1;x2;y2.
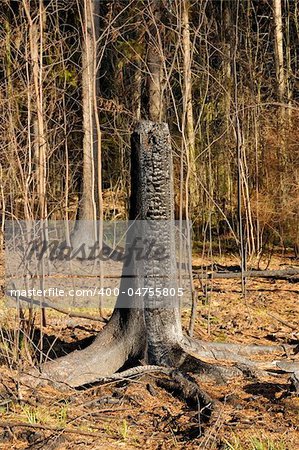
284;0;293;128
146;4;164;122
181;0;197;218
23;0;47;220
273;0;287;212
180;0;197;334
147;48;163;121
133;61;142;121
80;0;98;222
274;0;286;104
222;0;232;125
23;0;47;328
232;2;247;294
73;0;102;247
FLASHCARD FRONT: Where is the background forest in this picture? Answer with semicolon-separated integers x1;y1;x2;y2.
0;2;299;449
1;0;299;262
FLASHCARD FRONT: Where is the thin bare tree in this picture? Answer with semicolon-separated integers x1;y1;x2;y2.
73;0;102;247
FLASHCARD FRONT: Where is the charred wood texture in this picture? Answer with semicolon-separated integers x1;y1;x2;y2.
131;121;183;366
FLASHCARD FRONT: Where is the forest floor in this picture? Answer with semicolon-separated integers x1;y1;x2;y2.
0;251;298;449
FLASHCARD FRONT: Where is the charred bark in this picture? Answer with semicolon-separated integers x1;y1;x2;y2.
131;122;184;366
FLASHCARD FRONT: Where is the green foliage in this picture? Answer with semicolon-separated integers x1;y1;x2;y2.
61;68;78;87
22;406;38;425
56;402;69;427
115;39;144;65
119;419;129;440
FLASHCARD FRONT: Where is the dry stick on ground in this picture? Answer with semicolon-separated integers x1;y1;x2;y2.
194;267;299;282
0;419;116;438
21;122;299;415
266;311;298;331
7;293;108;323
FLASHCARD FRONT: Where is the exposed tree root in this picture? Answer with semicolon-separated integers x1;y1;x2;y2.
157;370;215;423
22;308;145;388
21;328;298;390
178;351;258;382
89;365;173;384
188;340;297;357
183;336;296;365
81;364;216;423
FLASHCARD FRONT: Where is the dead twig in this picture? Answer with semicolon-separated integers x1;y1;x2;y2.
0;420;102;438
266;311;298;331
194;267;299;282
7;293;108;323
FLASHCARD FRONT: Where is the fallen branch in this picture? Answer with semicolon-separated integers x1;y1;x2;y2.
0;420;103;438
195;267;299;282
92;365;215;421
157;370;215;423
182;337;299;377
92;365;172;384
266;311;298;331
6;293;108;323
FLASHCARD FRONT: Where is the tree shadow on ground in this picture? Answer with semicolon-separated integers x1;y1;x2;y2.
244;381;288;400
0;326;96;364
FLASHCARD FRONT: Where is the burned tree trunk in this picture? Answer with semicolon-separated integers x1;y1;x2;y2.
131;122;184;366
